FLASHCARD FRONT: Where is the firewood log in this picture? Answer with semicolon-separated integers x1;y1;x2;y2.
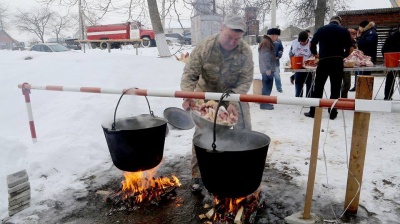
205;208;215;219
199;214;207;220
203;203;211;209
96;190;111;196
234;206;244;224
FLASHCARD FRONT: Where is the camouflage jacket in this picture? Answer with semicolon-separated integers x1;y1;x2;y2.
180;34;254;106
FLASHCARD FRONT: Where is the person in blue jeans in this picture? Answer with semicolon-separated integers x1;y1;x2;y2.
289;31;313;97
258;32;277;110
269;28;284;93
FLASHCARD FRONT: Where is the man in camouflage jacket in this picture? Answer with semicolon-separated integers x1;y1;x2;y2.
180;15;254;191
181;17;254;130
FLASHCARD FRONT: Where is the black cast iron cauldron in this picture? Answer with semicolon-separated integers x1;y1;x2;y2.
102;89;168;172
193;90;270;198
193;129;270;198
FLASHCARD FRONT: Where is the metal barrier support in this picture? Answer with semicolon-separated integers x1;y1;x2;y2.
21;83;37;143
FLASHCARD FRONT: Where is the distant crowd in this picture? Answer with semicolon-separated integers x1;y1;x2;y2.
258;16;400;119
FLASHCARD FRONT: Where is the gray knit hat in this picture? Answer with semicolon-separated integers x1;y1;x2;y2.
223;15;246;32
330;15;342;24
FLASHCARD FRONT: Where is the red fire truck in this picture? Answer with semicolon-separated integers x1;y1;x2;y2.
85;21;156;49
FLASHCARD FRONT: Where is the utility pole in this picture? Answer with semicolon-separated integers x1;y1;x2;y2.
212;0;216;14
79;0;84;39
161;0;165;29
271;0;276;28
329;0;334;18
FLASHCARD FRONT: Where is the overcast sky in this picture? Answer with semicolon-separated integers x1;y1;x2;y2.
2;0;394;42
4;0;393;10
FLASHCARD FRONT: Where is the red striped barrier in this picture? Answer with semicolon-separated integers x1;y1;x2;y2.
18;83;400;142
18;83;357;109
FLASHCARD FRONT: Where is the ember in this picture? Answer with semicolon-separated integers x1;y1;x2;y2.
199;191;266;224
104;168;181;211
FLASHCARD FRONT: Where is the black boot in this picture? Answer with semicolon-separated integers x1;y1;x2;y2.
304;107;315;118
304;112;314;118
328;108;338;120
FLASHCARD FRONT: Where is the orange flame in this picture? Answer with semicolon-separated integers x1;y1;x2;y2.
210;192;262;222
120;167;181;204
213;196;246;213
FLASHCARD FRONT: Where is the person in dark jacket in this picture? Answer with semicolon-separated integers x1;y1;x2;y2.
349;20;378;91
381;24;400;100
304;15;352;120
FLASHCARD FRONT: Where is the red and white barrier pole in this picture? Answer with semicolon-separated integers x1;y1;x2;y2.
17;83;400;142
18;83;400;113
21;83;37;143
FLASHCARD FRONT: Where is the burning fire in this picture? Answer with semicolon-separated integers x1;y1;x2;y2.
198;192;265;223
211;196;246;222
118;167;181;205
214;196;246;213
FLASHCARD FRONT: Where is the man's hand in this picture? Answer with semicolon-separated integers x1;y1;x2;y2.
266;70;272;76
182;98;195;111
227;104;238;117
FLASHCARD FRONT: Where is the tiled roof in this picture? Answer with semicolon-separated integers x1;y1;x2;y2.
338;7;400;15
0;29;18;43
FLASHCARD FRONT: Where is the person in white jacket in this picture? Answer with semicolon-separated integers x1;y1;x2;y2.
289;31;313;97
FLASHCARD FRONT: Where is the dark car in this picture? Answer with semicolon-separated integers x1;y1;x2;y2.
65;38;81;50
183;32;191;39
165;33;191;45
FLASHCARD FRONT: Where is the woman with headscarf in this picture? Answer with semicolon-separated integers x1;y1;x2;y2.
258;32;277;110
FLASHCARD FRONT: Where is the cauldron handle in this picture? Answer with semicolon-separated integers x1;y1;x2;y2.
111;88;154;130
211;89;245;151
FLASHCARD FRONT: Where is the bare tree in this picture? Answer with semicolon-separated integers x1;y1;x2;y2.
208;0;348;30
314;0;326;29
282;0;348;29
50;13;72;42
147;0;171;57
0;3;9;30
28;37;41;46
176;0;348;30
37;0;113;39
13;8;53;43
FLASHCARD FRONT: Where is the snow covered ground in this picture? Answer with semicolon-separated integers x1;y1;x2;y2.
1;42;399;223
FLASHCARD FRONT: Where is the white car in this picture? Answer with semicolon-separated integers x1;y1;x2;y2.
29;43;70;52
165;33;191;45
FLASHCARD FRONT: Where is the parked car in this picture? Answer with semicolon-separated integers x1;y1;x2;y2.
65;38;81;50
165;33;191;45
29;43;70;52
